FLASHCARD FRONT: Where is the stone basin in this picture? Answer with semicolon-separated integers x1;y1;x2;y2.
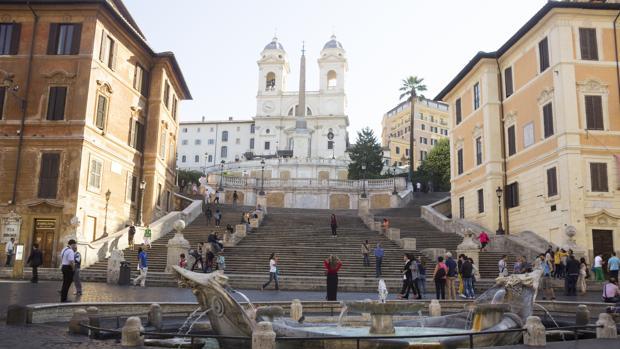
343;301;425;334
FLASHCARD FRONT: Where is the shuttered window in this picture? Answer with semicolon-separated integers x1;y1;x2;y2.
95;95;108;130
250;138;255;149
506;182;519;208
46;86;67;120
473;83;480;110
504;67;513;98
543;102;554;138
475;137;482;166
99;32;116;69
0;86;6;120
547;167;558;197
455;98;462;125
38;153;60;199
157;184;162;207
47;23;81;55
507;125;516;156
133;64;149;97
88;158;103;190
0;23;21;55
459;197;465;219
579;28;598;61
131;120;145;152
538;37;549;72
163;80;170;108
457;148;464;175
590;163;608;192
477;189;484;213
172;96;178;120
585;95;604;130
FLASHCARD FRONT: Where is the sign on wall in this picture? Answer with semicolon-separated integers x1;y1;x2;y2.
1;211;22;244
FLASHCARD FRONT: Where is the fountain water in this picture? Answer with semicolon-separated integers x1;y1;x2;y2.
535;303;565;341
417;310;425;328
177;307;202;335
184;308;211;335
337;304;348;327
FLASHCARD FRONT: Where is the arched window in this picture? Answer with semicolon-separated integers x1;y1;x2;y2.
222;130;228;142
327;70;337;89
181;155;186;163
266;72;275;91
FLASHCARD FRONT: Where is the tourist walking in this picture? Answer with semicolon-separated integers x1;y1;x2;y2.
565;255;580;296
498;255;508;277
445;252;457;300
261;253;279;291
330;214;338;237
602;277;620;303
457;254;465;297
133;247;148;287
540;254;556;300
205;250;215;272
59;239;76;302
477;231;489;251
361;240;370;267
128;224;136;250
324;255;342;301
461;256;474;299
190;243;204;271
143;225;152;249
578;257;588;294
594;254;604;281
513;256;522;274
433;256;448;300
217;253;226;272
206;206;213;226
214;209;222;227
4;237;15;267
398;254;414;299
553;248;561;278
214;191;220;204
416;257;426;298
607;252;620;280
374;243;384;278
558;248;568;278
179;253;188;269
232;190;239;208
410;255;421;299
26;243;43;283
73;245;82;296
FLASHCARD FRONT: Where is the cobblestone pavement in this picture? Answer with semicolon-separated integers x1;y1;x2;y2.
0;322;120;349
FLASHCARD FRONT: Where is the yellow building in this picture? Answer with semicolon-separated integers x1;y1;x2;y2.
381;98;449;169
435;1;620;260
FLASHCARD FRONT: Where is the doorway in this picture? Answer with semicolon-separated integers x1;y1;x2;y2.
32;219;56;267
592;229;614;260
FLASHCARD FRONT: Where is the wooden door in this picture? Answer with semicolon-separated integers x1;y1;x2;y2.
84;216;97;241
33;219;56;267
592;229;614;260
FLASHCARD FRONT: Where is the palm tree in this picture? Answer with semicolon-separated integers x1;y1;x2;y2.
399;76;427;185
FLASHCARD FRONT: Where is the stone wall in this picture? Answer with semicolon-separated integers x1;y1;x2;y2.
329;194;350;209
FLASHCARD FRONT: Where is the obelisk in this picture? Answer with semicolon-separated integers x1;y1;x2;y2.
292;42;311;158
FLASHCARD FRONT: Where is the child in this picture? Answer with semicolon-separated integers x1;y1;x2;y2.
179;253;187;269
217;254;226;272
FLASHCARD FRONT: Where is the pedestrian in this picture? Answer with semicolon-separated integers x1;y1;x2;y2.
206;206;213;226
261;253;279;291
593;253;604;281
330;214;338;237
521;255;532;273
128;223;136;250
513;256;522;274
498;255;508;277
217;253;226;272
578;257;588;294
607;252;620;280
374;243;384;278
179;253;188;269
26;243;43;283
214;191;220;204
190;243;204;271
214;209;222;227
553;247;561;278
477;231;489;251
416;182;421;192
205;250;215;272
192;183;198;195
73;244;82;296
143;225;152;249
461;256;474;299
361;240;370;267
540;254;556;300
4;237;15;267
565;254;580;296
398;253;414;299
445;252;457;300
381;218;390;234
470;257;480;294
324;255;342;301
416;257;427;298
427;180;434;193
457;254;465;297
208;232;223;253
410;255;421;299
59;239;76;302
433;256;448;300
558;248;568;278
602;277;620;303
232;190;239;208
133;247;148;287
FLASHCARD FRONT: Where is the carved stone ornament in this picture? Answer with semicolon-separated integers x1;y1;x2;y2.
584;210;619;227
472;124;482;138
536;87;554;105
577;79;608;95
42;70;77;85
504;111;517;126
96;80;114;94
454;137;464;149
0;69;14;82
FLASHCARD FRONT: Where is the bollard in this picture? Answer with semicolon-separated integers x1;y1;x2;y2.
429;299;441;317
68;309;89;335
148;303;163;330
252;321;276;349
86;306;100;338
523;316;546;346
596;313;618;339
121;316;145;347
575;304;590;326
290;299;303;322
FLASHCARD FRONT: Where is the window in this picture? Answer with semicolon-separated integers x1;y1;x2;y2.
264;141;271;150
0;86;6;120
196;128;200;132
473;82;480;110
208;155;213;162
523;122;534;148
131;120;145;152
208;139;214;145
538;37;549;72
420;150;427;161
504;67;513;98
477;189;484;213
505;182;519;208
585;95;604;130
133;64;149;96
455;98;462;124
507;125;516;156
328;141;334;150
421;124;425;131
236;126;240;132
250;138;255;149
250;124;255;133
163;80;170;109
88;157;103;191
38;153;60;199
181;140;188;145
0;23;21;55
172;96;178;120
266;128;270;134
265;72;275;90
547;167;558;197
459;197;465;219
579;28;598;61
222;130;228;142
98;33;116;69
457;148;463;175
181;155;186;163
46;86;67;120
475;137;482;165
182;128;188;133
405;149;409;156
194;155;199;162
157;183;162;207
395;146;400;155
221;146;228;158
159;130;166;159
327;70;337;89
47;23;81;55
542;102;554;138
590;163;608;192
129;175;138;203
95;94;108;130
236;138;240;145
166;191;171;211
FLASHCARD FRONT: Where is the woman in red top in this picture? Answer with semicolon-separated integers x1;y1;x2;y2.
324;255;342;301
478;231;490;251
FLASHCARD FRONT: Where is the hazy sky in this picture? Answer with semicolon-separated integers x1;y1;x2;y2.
124;0;548;140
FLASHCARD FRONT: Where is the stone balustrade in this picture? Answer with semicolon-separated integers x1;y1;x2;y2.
216;175;406;192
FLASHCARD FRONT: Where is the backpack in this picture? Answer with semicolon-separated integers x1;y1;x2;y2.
435;265;446;280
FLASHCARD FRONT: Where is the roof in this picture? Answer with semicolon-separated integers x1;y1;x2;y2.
434;1;620;101
180;119;254;125
323;35;344;50
264;37;285;51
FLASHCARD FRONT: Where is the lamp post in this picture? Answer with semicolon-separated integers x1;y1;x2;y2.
495;186;505;235
218;160;225;191
392;164;398;195
102;189;111;238
361;163;367;198
137;180;146;226
259;159;266;196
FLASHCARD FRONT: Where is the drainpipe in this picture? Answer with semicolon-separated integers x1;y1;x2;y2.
613;10;620;104
495;57;509;235
10;2;38;205
136;69;151;226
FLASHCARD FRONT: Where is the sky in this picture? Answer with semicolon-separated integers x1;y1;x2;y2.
123;0;549;141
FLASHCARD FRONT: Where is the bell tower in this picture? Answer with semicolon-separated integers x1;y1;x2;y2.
257;37;289;96
318;35;347;93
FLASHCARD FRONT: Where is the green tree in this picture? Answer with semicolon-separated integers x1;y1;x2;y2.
177;169;203;187
399;76;427;184
348;127;384;180
418;138;451;191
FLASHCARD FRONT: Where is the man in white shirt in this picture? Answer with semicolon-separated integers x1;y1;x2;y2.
60;239;76;302
594;254;604;282
5;238;15;267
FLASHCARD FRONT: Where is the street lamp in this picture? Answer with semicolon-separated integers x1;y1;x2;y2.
392;164;398;195
218;160;225;191
102;189;111;238
259;159;266;196
496;186;505;235
361;163;367;198
137;180;146;226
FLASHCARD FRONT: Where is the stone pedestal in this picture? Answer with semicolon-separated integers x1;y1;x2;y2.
252;321;276;349
596;313;618;339
250;218;260;229
166;220;190;273
370;314;395;335
256;195;268;215
456;229;480;267
358;198;370;216
524;316;546;346
236;224;248;238
387;228;400;241
68;309;89;335
575;304;590;326
421;248;446;262
390;194;400;208
372;221;382;232
290;299;303;322
429;299;441;317
106;249;125;284
400;238;417;251
121;316;145;347
86;306;100;337
148;303;163;330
